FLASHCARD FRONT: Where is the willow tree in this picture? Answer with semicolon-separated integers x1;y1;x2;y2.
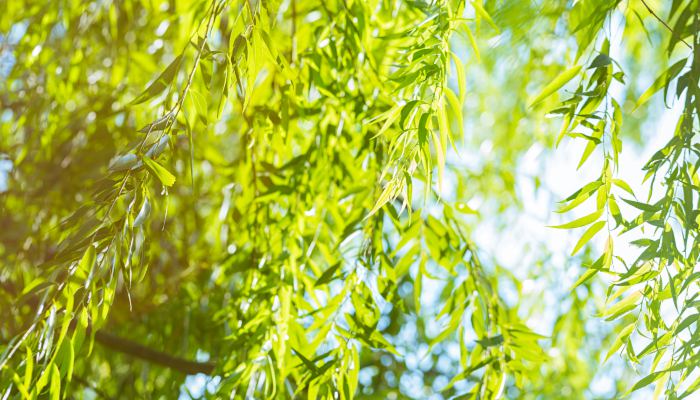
1;0;699;398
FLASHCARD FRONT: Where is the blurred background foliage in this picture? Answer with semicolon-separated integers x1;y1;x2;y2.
0;0;697;399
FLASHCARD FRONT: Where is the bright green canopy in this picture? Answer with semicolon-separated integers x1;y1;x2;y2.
1;0;699;398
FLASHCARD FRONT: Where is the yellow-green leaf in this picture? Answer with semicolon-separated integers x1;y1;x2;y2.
529;65;582;108
50;363;60;400
142;156;176;187
604;321;635;362
461;23;481;63
571;220;606;255
628;371;664;394
604;290;641;320
130;55;183;105
633;59;686;110
452;52;467;103
570;268;598;290
471;1;498;30
548;208;602;229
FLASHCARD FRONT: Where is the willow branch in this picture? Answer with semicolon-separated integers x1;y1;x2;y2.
94;330;216;375
639;0;692;49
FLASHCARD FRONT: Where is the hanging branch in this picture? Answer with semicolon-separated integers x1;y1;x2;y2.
639;0;692;49
94;331;216;375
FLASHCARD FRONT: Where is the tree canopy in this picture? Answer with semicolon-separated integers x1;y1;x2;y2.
1;0;699;398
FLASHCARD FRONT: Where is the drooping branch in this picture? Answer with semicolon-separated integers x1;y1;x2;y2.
1;277;216;375
639;0;692;49
94;330;216;375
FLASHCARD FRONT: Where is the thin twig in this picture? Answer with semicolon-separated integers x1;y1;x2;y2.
639;0;692;49
94;330;216;375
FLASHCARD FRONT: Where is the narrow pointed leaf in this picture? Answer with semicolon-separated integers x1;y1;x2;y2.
142;156;176;187
548;209;602;229
529;65;582;107
571;220;606;255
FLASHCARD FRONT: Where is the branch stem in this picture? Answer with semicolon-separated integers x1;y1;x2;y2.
639;0;692;49
94;330;216;375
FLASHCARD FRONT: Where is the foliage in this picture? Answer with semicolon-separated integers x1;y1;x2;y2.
547;1;700;398
0;0;698;399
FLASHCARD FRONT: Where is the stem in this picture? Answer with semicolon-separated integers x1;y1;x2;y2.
94;330;215;375
639;0;692;49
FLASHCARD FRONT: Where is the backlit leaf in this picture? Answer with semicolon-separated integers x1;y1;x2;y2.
529;65;582;107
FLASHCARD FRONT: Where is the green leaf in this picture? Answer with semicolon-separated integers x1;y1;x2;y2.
563;180;603;202
529;65;582;108
613;179;634;195
476;334;504;348
138;113;175;133
604;291;641;321
571;220;606;255
621;198;658;212
78;245;96;276
604;321;635;362
142;156;176;187
23;346;33;390
133;197;151;228
444;88;464;144
50;363;61;400
452;53;467;105
634;59;686;110
442;356;495;391
628;371;664;394
369;331;401;356
367;180;398;218
675;314;697;334
471;1;498;30
369;106;401;138
292;348;319;375
461;24;481;63
576;128;603;169
588;53;612;69
435;106;449;188
548;209;603;229
399;100;420;129
63;338;75;381
130;55;183;105
557;181;602;213
11;372;30;399
109;153;141;172
315;263;341;286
